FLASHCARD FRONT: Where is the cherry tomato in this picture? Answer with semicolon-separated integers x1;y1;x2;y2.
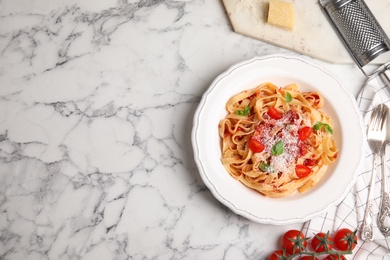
248;138;265;153
267;107;283;119
295;165;312;178
311;232;333;253
281;229;307;254
298;126;313;141
324;255;346;260
300;256;318;260
268;250;289;260
333;228;357;251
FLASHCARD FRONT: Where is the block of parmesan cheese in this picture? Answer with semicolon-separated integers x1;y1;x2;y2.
267;0;295;31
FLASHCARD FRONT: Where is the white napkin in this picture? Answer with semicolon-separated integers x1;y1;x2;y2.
302;75;390;259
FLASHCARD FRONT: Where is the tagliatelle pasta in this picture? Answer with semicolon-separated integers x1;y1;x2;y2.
218;82;338;198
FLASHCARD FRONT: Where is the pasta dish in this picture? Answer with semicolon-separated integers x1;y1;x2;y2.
218;82;338;198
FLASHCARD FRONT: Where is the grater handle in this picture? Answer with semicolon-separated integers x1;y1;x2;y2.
380;67;390;87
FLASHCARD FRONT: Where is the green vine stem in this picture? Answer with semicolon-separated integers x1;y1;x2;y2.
286;247;353;259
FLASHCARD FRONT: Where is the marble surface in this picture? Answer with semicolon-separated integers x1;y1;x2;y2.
0;1;367;259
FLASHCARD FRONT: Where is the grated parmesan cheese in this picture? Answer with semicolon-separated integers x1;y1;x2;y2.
253;110;303;176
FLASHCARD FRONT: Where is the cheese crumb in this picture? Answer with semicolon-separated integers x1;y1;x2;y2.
267;0;295;31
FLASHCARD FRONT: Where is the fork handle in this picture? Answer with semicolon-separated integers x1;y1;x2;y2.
362;153;380;241
379;147;390;236
379;193;390;236
381;146;389;192
362;199;375;241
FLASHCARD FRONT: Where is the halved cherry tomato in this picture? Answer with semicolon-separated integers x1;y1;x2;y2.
267;107;283;119
333;228;357;251
311;232;333;253
248;138;265;153
281;229;307;254
295;165;312;178
298;126;313;141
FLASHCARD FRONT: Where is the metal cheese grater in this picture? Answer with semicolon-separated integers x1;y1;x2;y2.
320;0;390;78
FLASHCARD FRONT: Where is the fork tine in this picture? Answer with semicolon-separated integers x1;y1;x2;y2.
374;105;383;131
380;105;388;131
368;108;377;132
370;105;382;131
376;104;387;131
377;105;386;131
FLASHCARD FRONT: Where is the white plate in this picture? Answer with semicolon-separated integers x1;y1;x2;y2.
191;55;365;225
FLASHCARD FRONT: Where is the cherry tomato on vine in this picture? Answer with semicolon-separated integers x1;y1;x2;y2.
324;254;346;260
298;126;313;141
281;229;307;254
311;232;333;253
248;138;265;153
333;228;357;251
268;107;283;119
268;249;289;260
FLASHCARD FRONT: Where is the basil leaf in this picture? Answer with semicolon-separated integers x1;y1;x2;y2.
260;162;274;173
313;122;324;131
313;122;333;135
272;140;284;156
235;106;250;116
244;106;250;115
324;124;333;134
285;92;292;103
235;110;244;116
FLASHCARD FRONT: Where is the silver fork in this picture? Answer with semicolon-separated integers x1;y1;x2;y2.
362;104;387;241
379;104;390;236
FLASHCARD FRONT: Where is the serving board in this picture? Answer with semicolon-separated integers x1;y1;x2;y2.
222;0;390;64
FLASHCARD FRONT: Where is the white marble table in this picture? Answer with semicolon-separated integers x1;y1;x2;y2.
0;1;367;259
